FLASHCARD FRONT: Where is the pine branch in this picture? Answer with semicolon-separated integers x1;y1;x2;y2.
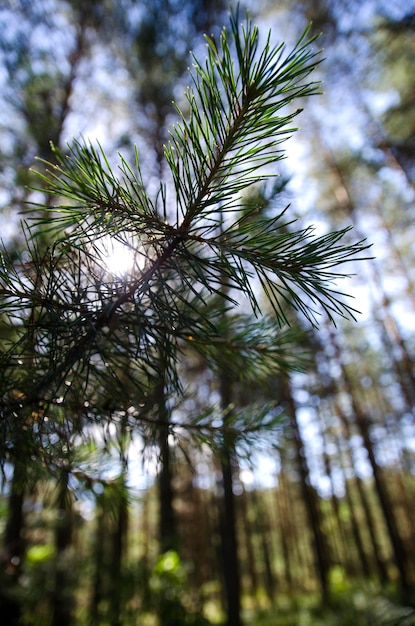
185;215;371;325
0;9;370;412
164;15;321;227
187;313;308;379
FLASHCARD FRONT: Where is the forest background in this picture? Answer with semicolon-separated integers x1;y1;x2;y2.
0;1;415;625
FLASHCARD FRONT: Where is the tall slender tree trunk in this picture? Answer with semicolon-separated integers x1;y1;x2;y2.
157;346;177;554
356;413;413;597
139;488;152;611
327;390;391;584
109;414;129;626
342;469;372;578
251;488;276;603
354;475;390;585
89;496;107;626
276;459;305;592
282;379;331;603
0;460;26;626
158;425;176;553
109;479;128;626
321;446;349;571
328;329;413;598
321;409;371;578
238;480;259;603
319;142;415;412
205;487;223;597
218;372;242;626
274;476;293;591
51;470;74;626
389;471;415;560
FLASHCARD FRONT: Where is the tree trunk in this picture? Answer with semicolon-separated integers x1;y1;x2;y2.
157;356;177;553
354;475;390;585
0;460;26;626
218;372;242;626
109;480;128;626
322;450;349;571
328;329;413;598
343;468;372;578
251;488;276;603
109;412;129;626
238;480;259;603
357;413;413;597
89;496;107;626
282;379;331;603
51;470;74;626
275;462;297;592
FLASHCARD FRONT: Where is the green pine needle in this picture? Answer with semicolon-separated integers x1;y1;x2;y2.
0;9;370;413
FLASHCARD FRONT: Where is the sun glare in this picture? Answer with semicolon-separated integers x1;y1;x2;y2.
96;236;145;278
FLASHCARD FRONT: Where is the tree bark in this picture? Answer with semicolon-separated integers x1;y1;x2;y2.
328;329;413;598
282;379;331;603
109;480;128;626
0;460;26;626
238;480;259;603
51;470;74;626
251;488;276;603
157;352;177;554
89;496;107;626
218;372;242;626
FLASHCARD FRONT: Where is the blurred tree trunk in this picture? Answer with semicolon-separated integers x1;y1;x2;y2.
109;480;128;626
276;455;313;592
174;454;212;605
251;488;276;603
109;416;129;626
51;470;74;626
356;413;412;596
218;371;242;626
238;479;259;603
0;460;26;626
205;487;223;598
323;381;391;584
157;349;177;554
319;144;415;412
388;472;415;561
274;474;294;591
282;379;331;602
342;465;372;578
328;329;413;598
139;489;152;611
320;430;349;570
320;405;371;578
89;495;107;626
338;429;389;582
355;475;390;585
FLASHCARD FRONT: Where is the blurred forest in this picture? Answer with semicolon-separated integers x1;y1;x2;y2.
1;1;415;625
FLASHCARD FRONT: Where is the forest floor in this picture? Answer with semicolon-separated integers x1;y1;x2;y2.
241;587;415;625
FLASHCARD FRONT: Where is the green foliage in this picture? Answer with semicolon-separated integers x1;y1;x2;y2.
245;588;415;625
150;551;211;625
0;16;373;510
26;14;368;334
26;543;56;566
164;17;319;218
0;10;369;468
